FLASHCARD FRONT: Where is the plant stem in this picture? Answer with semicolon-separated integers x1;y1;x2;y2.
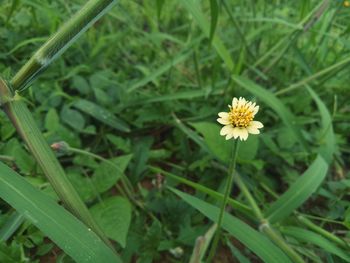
297;215;349;250
11;0;118;92
234;173;264;221
206;139;239;262
260;223;305;263
0;79;115;252
235;173;305;263
67;146;134;198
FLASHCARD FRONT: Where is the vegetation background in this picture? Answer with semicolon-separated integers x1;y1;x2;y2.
0;0;349;262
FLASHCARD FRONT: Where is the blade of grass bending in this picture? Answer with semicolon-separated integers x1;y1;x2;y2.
306;86;335;164
265;155;328;223
281;227;350;262
232;75;309;152
0;79;113;250
170;188;292;263
0;161;121;263
11;0;118;92
149;166;251;213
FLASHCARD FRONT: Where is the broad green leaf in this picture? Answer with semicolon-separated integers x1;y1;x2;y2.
190;122;259;162
45;108;60;132
61;106;85;131
69;154;133;201
73;99;130;132
232;75;309;151
0;161;121;263
170;188;292;263
91;196;132;248
307;86;336;164
282;227;350;262
266;155;328;223
92;154;133;193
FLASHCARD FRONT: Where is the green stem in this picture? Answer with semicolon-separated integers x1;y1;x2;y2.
206;139;239;262
0;79;115;252
260;223;305;263
235;173;304;262
234;173;264;221
11;0;118;92
297;215;349;250
67;146;135;198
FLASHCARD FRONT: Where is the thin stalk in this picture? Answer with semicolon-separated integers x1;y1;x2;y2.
11;0;118;92
235;174;304;262
275;55;350;96
67;146;134;198
0;79;115;252
0;211;24;242
297;215;349;250
234;174;264;221
260;223;305;263
206;139;239;262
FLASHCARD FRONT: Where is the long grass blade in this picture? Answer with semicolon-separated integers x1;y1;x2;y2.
0;161;121;263
170;188;292;263
266;155;328;223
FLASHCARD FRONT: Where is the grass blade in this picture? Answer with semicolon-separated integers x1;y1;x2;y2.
307;86;336;163
266;155;328;223
281;227;350;262
0;161;121;263
170;188;292;263
179;0;234;71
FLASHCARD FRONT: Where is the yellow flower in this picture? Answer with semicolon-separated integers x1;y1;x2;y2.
217;97;263;141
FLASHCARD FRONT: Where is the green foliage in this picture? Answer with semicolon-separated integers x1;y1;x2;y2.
0;0;349;262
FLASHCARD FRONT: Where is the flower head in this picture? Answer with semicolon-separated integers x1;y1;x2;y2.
217;97;263;141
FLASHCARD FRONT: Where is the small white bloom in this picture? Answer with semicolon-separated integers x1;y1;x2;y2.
217;97;263;141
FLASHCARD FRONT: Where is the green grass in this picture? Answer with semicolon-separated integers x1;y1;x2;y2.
0;0;350;262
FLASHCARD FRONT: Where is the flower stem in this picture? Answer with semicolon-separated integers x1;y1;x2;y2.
206;139;239;262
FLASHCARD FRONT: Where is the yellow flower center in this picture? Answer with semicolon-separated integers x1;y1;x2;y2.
228;105;253;128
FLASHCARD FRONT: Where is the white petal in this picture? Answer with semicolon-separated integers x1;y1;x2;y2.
217;117;231;125
232;97;238;108
247;125;260;134
251;121;263;128
238;128;249;141
220;125;234;136
225;133;234;140
252;105;259;116
218;112;229;118
231;127;241;139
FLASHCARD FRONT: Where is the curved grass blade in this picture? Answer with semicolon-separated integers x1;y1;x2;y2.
266;155;328;223
0;161;121;263
73;99;130;132
307;86;336;164
281;227;350;262
232;75;309;152
170;188;292;263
